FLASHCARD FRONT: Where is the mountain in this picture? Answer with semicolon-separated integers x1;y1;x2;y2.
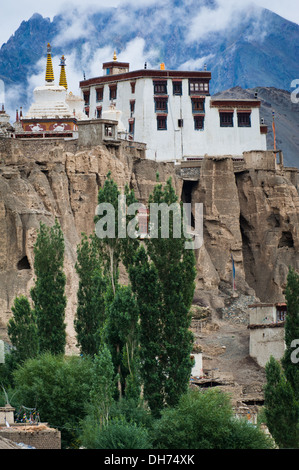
0;1;298;110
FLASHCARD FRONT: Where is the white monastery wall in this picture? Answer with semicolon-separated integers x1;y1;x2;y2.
87;76;267;161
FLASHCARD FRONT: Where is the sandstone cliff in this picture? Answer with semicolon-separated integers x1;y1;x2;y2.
0;139;298;353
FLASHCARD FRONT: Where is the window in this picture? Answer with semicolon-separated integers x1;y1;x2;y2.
194;115;204;130
154;97;168;112
130;100;135;114
173;81;182;95
96;87;104;101
189;80;209;94
238;112;251;127
104;124;113;137
153;80;167;95
220;112;234;127
157;115;167;130
191;98;205;113
129;119;135;135
178;119;183;128
96;106;102;119
85;106;90;118
130;81;136;94
109;84;117;100
83;91;90;106
276;306;287;322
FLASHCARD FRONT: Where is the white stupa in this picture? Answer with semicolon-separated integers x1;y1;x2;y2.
25;45;73;119
66;92;87;120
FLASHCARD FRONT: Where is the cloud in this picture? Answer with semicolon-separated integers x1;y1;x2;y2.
17;35;160;118
186;0;255;42
179;54;215;71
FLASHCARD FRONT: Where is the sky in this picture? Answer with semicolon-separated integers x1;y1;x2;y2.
0;0;298;47
0;0;298;117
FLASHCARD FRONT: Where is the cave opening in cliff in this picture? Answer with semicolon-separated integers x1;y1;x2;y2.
17;256;31;270
181;180;198;228
240;215;256;288
278;231;294;248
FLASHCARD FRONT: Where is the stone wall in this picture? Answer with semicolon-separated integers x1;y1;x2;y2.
248;323;285;368
0;424;61;449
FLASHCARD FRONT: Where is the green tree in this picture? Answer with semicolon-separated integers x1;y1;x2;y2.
129;178;196;416
13;353;93;448
7;296;38;364
104;285;141;400
264;355;299;448
80;344;117;448
93;172;141;397
152;389;274;449
93;417;152;449
281;267;299;399
31;220;67;355
75;233;106;357
94;172;138;295
89;343;116;427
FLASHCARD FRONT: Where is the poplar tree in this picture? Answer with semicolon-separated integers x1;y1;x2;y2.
281;267;299;399
7;296;38;363
93;172;140;397
94;172;138;295
264;356;299;448
104;285;140;401
75;234;106;357
89;343;116;427
129;177;196;416
31;220;67;355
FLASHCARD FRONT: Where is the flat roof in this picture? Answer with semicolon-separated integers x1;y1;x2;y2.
80;69;212;88
210;99;261;108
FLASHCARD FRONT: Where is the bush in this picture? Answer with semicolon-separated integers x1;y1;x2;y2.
151;389;275;449
93;418;152;449
13;353;93;448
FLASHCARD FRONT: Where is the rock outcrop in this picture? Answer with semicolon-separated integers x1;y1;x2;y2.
0;140;298;352
0;140;180;351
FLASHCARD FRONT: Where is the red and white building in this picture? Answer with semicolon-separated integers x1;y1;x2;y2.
79;54;268;161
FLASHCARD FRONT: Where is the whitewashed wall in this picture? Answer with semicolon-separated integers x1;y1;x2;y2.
88;77;267;161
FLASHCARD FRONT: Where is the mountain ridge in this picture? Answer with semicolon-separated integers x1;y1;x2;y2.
0;3;298;94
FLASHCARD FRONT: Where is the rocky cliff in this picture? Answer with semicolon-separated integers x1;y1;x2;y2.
0;139;299;353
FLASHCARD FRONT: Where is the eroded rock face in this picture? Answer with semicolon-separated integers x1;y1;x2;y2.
192;157;249;301
236;168;299;302
0;142;299;351
0;143;181;351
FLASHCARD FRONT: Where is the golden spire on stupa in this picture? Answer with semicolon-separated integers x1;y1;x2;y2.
59;55;68;90
113;50;117;61
45;43;55;83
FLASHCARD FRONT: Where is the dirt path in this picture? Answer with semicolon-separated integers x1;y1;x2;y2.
195;320;266;388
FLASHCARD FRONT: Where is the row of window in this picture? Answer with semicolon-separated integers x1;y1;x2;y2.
153;79;209;96
156;112;252;131
220;112;251;128
83;78;210;106
157;115;204;131
154;96;205;113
